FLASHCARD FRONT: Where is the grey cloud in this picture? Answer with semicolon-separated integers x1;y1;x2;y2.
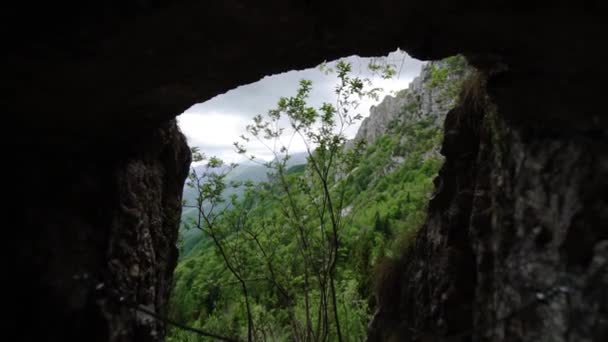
180;50;424;162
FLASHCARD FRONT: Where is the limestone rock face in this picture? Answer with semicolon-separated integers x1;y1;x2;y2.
356;59;468;145
356;90;412;144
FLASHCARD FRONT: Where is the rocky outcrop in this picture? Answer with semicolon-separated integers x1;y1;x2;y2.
5;1;608;341
9;121;190;341
356;89;412;144
367;68;608;341
356;58;468;145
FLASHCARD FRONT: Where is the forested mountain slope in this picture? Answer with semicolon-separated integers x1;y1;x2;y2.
168;56;469;341
179;153;308;258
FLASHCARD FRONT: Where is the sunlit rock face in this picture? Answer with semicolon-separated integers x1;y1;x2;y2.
5;1;607;341
356;58;469;145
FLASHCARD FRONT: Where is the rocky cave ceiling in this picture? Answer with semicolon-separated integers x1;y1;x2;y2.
5;1;606;149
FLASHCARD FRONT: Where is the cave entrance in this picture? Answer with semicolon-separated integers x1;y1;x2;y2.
168;49;468;341
176;49;425;259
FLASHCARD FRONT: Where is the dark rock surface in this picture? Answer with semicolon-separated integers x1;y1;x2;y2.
9;121;190;341
5;1;608;341
367;75;608;341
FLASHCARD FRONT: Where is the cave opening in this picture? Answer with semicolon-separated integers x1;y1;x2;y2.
168;50;469;341
8;3;608;342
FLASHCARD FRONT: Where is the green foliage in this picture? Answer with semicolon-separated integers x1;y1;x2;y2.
429;64;449;88
429;55;468;100
286;164;306;175
167;55;467;341
367;59;397;79
444;55;467;71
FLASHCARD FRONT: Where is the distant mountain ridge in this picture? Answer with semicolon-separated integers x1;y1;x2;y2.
179;151;308;258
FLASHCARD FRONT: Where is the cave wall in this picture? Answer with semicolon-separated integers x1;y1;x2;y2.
9;121;190;341
368;73;608;341
5;1;607;341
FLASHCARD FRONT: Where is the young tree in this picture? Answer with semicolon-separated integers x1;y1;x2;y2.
232;60;393;341
182;59;395;341
183;151;257;341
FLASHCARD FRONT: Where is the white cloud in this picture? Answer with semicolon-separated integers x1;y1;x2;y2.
178;50;424;163
178;112;243;148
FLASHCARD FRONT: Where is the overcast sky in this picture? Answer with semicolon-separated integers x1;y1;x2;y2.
178;49;424;163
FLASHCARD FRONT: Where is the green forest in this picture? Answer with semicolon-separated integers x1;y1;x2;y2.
168;56;467;341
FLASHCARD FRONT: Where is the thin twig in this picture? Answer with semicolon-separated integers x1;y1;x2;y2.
125;301;242;342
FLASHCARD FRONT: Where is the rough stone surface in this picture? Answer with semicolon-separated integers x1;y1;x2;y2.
9;121;190;342
356;59;468;145
7;1;607;146
367;76;608;341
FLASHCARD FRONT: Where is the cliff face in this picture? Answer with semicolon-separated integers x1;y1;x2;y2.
368;70;608;341
356;58;468;145
5;1;608;341
10;122;191;341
